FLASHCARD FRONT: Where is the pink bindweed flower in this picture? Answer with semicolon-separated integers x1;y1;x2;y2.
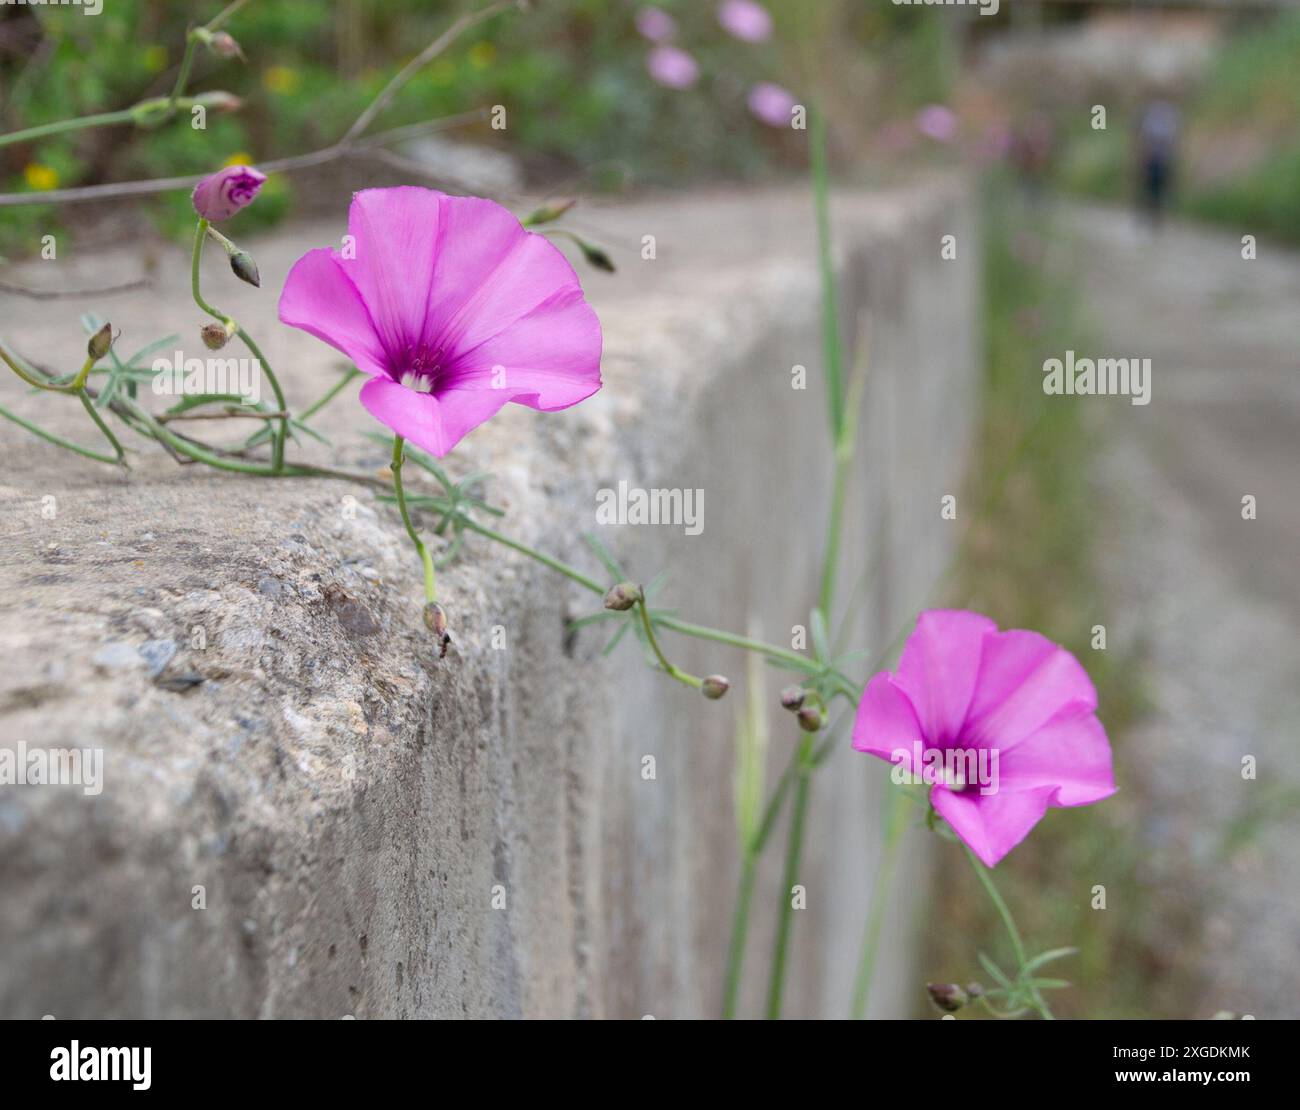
635;6;677;43
852;610;1116;867
192;164;267;221
747;81;797;128
915;104;959;143
277;187;602;457
718;0;773;43
646;45;699;89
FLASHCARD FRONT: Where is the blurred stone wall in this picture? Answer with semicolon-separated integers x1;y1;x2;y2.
0;178;977;1018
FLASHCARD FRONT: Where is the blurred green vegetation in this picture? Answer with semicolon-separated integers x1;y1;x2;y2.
1058;12;1300;241
0;1;962;257
929;177;1157;1020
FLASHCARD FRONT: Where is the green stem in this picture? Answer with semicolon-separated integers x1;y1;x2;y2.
817;444;850;620
0;110;137;150
722;852;758;1019
850;783;909;1018
0;403;120;465
1;341;95;394
391;436;437;604
78;391;127;464
636;597;703;690
299;366;362;422
459;518;604;594
810;101;844;443
964;846;1055;1020
765;732;816;1019
191;219;289;471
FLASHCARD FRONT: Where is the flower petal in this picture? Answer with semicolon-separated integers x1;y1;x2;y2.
931;785;1054;868
891;609;997;746
440;285;602;411
852;673;925;770
996;708;1116;806
359;376;511;458
426;196;590;353
963;630;1098;752
341;187;444;362
278;248;389;378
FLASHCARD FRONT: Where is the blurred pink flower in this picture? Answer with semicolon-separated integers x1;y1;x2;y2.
852;610;1116;867
718;0;772;43
635;6;677;43
915;104;959;143
747;82;796;128
278;187;602;458
646;45;699;89
191;164;266;222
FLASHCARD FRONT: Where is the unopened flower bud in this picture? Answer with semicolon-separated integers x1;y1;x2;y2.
192;90;243;114
423;602;447;637
701;675;730;700
423;602;451;659
603;582;642;611
208;31;245;60
578;237;616;273
524;199;576;227
201;322;231;350
780;685;805;711
87;322;114;361
965;982;985;1000
796;705;822;733
192;164;265;222
230;249;260;288
927;983;969;1013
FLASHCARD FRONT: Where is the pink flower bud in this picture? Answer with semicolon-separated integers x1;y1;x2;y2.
191;164;267;222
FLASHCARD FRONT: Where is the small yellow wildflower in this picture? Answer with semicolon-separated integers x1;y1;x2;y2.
468;41;496;69
263;66;302;95
23;163;59;191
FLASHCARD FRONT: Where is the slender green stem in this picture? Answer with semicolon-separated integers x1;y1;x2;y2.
810;101;844;443
191;219;224;318
765;732;816;1019
722;853;758;1019
964;846;1054;1020
78;391;127;464
652;614;811;674
817;445;850;619
457;516;845;693
459;518;605;594
0;403;120;465
850;783;909;1018
169;41;200;113
191;219;289;471
391;436;437;604
0;110;137;150
1;342;95;394
235;327;288;472
637;598;703;689
722;739;809;1019
300;366;362;422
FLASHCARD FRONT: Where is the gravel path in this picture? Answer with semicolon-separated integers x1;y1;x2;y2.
1071;204;1300;1018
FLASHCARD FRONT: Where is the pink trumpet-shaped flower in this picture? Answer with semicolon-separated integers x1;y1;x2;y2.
192;164;266;221
278;187;602;457
915;104;959;143
635;6;677;43
646;45;699;89
852;610;1116;867
718;0;773;43
748;81;797;128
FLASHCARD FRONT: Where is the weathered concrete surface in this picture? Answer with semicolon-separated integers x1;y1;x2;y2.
0;179;978;1018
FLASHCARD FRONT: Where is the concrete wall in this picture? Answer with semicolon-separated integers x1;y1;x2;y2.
0;178;978;1018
